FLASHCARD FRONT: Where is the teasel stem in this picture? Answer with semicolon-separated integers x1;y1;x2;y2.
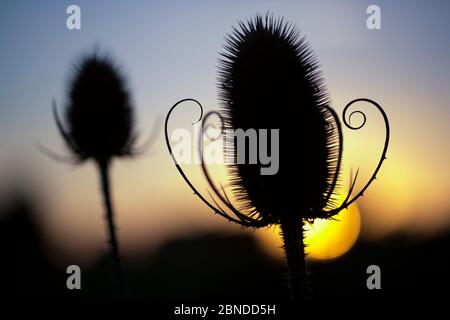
280;217;308;300
97;158;126;298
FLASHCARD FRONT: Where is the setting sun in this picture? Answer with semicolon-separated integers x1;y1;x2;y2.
256;202;361;261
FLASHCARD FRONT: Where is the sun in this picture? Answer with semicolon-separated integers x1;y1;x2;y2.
255;202;361;261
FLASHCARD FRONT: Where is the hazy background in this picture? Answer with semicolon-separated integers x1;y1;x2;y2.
0;0;449;296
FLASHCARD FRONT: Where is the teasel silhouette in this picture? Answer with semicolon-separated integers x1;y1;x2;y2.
42;52;146;298
165;14;390;300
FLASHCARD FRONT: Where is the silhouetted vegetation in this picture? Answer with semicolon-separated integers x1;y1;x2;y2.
218;15;339;300
165;14;389;300
51;52;138;297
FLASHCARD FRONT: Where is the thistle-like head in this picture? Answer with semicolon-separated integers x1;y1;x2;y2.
218;14;340;222
54;53;136;163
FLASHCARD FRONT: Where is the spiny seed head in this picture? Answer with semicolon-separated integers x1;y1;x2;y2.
58;53;136;162
218;14;340;222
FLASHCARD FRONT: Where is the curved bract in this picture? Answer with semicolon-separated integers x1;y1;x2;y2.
306;98;390;219
164;99;268;227
164;97;389;226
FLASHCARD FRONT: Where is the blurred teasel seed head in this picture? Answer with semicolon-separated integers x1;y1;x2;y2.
48;51;143;297
54;53;136;163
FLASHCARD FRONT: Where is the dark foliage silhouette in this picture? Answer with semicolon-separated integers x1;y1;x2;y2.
51;52;138;297
0;193;59;298
165;14;390;300
2;194;448;300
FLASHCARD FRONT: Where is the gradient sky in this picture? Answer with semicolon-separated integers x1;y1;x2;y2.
1;0;449;266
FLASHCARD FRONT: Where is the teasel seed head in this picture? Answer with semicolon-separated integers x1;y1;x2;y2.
218;14;340;223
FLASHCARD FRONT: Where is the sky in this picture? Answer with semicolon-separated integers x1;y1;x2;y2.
0;0;449;267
